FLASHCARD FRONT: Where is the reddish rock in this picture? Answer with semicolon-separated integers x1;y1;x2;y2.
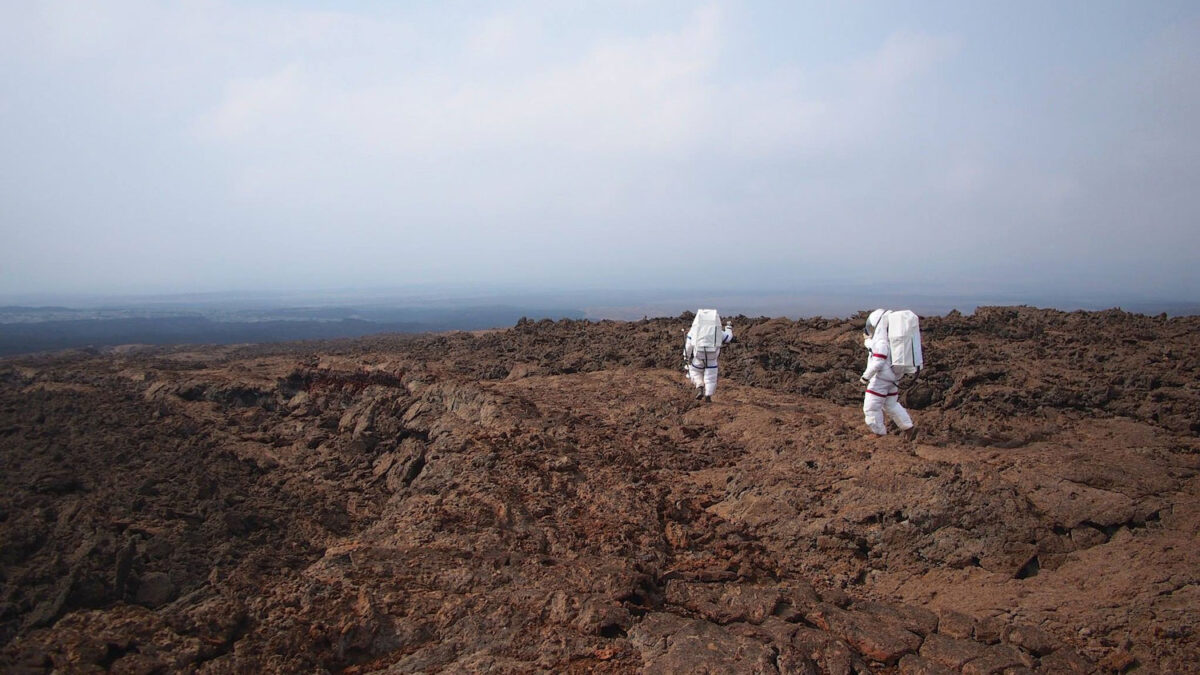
960;644;1032;675
1096;648;1138;672
1070;525;1109;549
629;612;777;674
857;600;939;637
819;586;851;608
727;619;818;674
974;615;1006;645
898;653;957;675
1038;646;1097;673
937;609;976;639
574;598;632;637
792;627;868;675
805;602;922;664
664;581;783;625
1001;622;1058;656
2;309;1199;671
919;632;989;670
772;583;821;622
981;542;1040;578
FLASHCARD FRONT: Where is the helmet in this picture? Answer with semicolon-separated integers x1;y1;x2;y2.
864;309;886;336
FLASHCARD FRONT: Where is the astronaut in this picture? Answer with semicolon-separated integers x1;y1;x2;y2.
684;316;733;402
860;309;915;436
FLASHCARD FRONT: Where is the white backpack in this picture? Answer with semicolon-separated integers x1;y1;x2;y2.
689;309;724;350
886;310;923;376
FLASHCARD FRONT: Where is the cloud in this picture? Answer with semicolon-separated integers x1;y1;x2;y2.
178;1;960;234
189;4;959;165
197;65;305;141
1;1;1195;298
192;4;723;157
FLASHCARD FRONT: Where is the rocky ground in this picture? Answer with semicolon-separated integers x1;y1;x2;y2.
0;306;1197;673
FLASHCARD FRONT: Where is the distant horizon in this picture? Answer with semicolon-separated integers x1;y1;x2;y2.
2;283;1196;320
3;283;1196;357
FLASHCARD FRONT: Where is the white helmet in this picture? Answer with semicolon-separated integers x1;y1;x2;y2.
864;308;887;336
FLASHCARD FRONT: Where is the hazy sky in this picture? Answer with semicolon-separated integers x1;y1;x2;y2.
1;1;1197;300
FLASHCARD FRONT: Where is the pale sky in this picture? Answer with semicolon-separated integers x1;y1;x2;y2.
1;1;1197;300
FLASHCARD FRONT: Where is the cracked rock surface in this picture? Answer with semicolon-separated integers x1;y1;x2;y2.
1;307;1197;672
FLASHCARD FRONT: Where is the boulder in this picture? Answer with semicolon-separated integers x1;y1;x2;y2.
1001;622;1058;656
134;572;177;608
629;612;778;674
959;644;1032;675
919;633;988;670
805;602;922;664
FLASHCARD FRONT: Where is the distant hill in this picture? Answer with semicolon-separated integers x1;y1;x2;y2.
0;306;585;356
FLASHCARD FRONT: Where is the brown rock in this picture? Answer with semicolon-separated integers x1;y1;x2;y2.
920;632;989;670
385;438;427;491
717;585;785;625
1039;552;1068;571
666;582;805;626
371;452;397;480
1027;481;1135;531
898;653;957;675
960;644;1032;675
548;455;577;472
1001;622;1058;656
114;538;136;595
133;572;177;608
727;619;817;674
857;601;939;637
1036;533;1069;555
4;309;1200;672
1038;647;1096;673
110;652;169;675
805;602;922;664
792;627;867;675
286;390;310;410
772;583;821;622
629;612;778;674
777;651;820;675
1096;648;1138;672
574;598;631;637
981;542;1039;578
1070;525;1109;549
62;635;108;666
818;586;851;608
22;570;76;630
974;615;1005;644
937;609;976;639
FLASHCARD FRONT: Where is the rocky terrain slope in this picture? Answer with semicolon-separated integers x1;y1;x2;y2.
0;306;1197;673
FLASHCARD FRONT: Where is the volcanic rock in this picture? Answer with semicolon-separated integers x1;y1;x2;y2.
1;307;1198;671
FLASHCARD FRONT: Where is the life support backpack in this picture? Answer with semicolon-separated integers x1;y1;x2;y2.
885;310;923;376
689;309;724;350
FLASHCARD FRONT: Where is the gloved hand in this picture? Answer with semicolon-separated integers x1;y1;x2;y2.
859;376;869;385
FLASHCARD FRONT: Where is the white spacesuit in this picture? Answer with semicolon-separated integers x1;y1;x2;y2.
860;309;915;436
685;321;734;401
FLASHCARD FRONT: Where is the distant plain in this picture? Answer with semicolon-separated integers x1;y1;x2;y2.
1;287;1196;357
